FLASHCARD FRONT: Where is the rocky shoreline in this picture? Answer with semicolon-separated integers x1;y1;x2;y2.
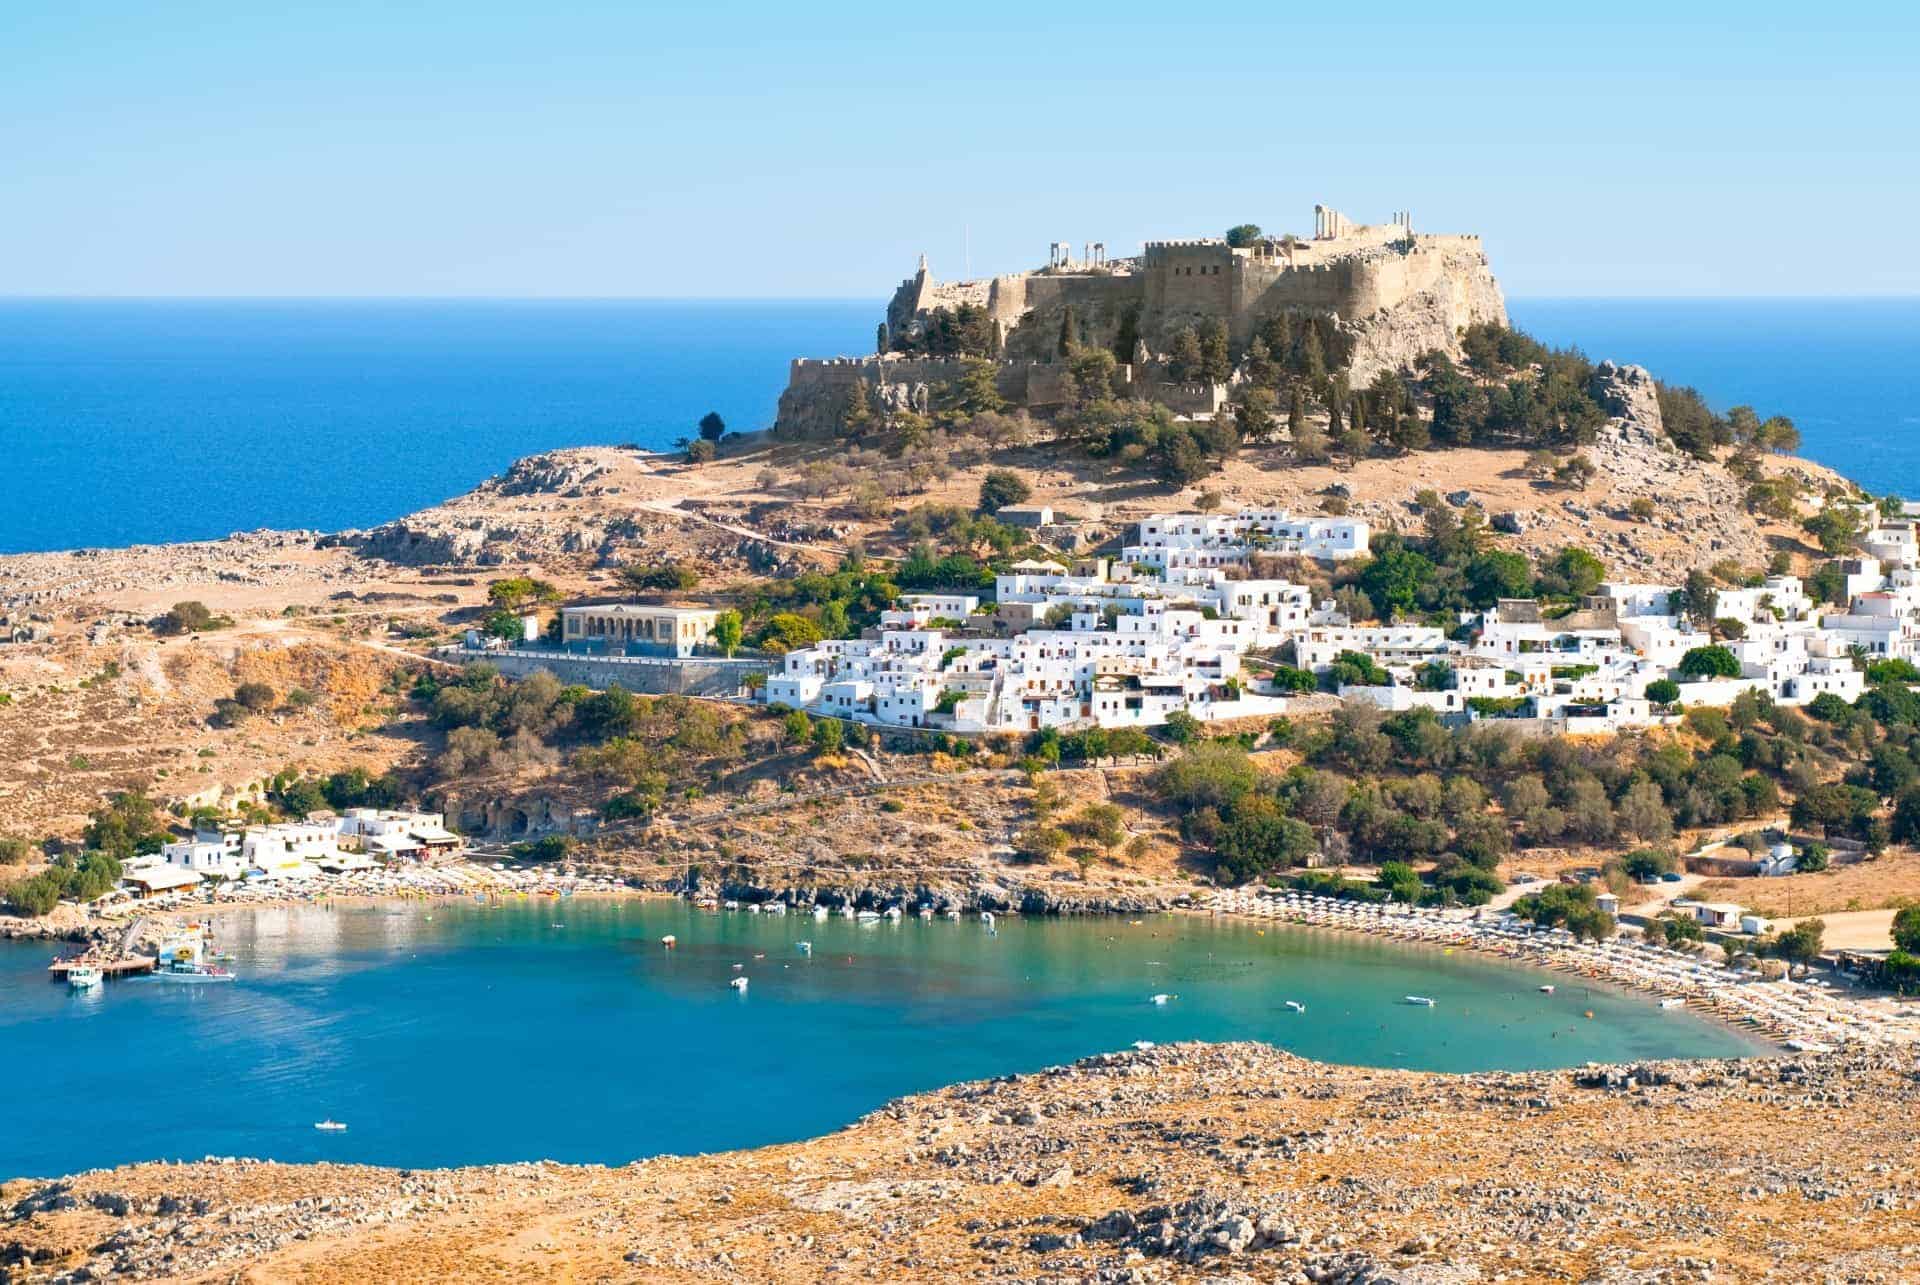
6;1041;1917;1282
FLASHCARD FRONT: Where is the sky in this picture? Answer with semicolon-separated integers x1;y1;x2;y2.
5;2;1918;298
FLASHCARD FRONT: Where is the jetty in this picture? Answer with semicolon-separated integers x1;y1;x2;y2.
46;915;156;979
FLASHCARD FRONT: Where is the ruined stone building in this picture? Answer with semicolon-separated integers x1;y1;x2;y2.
775;205;1506;437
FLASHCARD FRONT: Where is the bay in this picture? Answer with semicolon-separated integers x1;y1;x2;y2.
0;899;1762;1178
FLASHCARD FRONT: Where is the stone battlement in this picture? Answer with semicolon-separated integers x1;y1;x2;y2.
780;203;1507;433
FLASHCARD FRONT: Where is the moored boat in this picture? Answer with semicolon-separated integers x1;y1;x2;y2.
67;965;103;991
1405;995;1436;1007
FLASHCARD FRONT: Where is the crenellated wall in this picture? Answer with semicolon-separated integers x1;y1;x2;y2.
787;208;1507;429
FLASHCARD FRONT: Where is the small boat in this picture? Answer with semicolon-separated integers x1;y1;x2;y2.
1132;1040;1156;1050
856;910;881;922
797;941;813;955
812;905;830;920
917;907;933;920
979;911;995;925
766;902;787;916
67;965;103;991
314;1119;348;1132
747;903;762;914
838;905;856;919
944;909;960;921
660;935;676;948
1538;985;1556;994
1283;1000;1306;1013
724;900;740;911
883;906;902;921
1659;997;1686;1009
1150;993;1175;1005
1404;995;1436;1007
729;976;749;992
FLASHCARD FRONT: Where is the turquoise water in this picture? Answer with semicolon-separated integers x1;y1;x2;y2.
0;900;1762;1178
1;297;1915;554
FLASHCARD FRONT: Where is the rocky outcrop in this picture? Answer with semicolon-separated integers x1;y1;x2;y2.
1587;359;1665;447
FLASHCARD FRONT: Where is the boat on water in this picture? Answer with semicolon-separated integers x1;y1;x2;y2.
797;941;813;955
812;905;830;920
1539;985;1556;994
856;909;881;922
765;902;787;916
1659;997;1686;1009
729;976;749;992
979;911;995;925
151;964;236;983
1283;1000;1306;1013
67;965;103;991
944;909;960;920
1404;995;1436;1007
1150;993;1175;1005
314;1119;347;1132
660;935;677;948
917;907;933;920
883;906;902;921
838;905;856;919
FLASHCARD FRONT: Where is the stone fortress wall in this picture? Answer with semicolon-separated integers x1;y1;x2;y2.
777;205;1506;436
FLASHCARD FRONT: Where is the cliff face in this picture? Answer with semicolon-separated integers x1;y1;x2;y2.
1338;241;1507;382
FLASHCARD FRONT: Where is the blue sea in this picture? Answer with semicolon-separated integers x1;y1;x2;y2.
0;296;1916;555
0;901;1760;1177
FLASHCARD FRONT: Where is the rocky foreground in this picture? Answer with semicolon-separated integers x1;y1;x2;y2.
5;1043;1919;1283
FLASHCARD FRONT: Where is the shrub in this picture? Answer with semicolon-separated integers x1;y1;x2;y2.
977;469;1032;515
1677;645;1741;679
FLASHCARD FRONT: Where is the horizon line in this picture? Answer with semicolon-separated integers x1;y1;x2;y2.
4;292;1920;304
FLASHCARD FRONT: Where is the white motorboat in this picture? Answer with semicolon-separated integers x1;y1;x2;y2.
729;976;749;992
314;1119;348;1132
812;905;830;920
1404;995;1436;1007
1659;997;1686;1009
1538;985;1555;994
67;965;103;991
944;909;960;920
1283;1000;1306;1013
1150;993;1175;1005
660;935;677;948
797;941;813;955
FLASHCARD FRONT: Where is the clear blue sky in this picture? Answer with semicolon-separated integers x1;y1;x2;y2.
6;2;1916;298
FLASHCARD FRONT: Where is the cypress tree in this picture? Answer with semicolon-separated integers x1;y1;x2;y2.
1287;386;1305;439
1057;306;1077;358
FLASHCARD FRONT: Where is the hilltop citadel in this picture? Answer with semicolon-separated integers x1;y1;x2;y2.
777;204;1506;435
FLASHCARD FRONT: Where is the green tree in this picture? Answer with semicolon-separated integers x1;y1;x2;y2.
482;609;526;643
1802;507;1863;556
1539;546;1607;598
698;411;727;442
1892;904;1920;953
1463;550;1532;607
1645;678;1681;705
83;792;170;861
1166;326;1204;383
1357;544;1435;616
978;469;1032;514
708;610;743;658
1676;645;1741;679
810;716;844;755
1224;223;1263;248
1769;918;1826;971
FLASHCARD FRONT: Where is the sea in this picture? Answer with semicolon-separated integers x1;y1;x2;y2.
0;900;1763;1177
0;296;1916;555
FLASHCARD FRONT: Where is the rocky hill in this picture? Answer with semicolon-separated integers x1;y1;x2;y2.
6;1042;1915;1282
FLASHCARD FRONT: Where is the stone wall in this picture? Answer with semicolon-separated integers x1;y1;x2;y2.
442;646;768;696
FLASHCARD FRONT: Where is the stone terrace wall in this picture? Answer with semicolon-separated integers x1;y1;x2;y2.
442;646;768;696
